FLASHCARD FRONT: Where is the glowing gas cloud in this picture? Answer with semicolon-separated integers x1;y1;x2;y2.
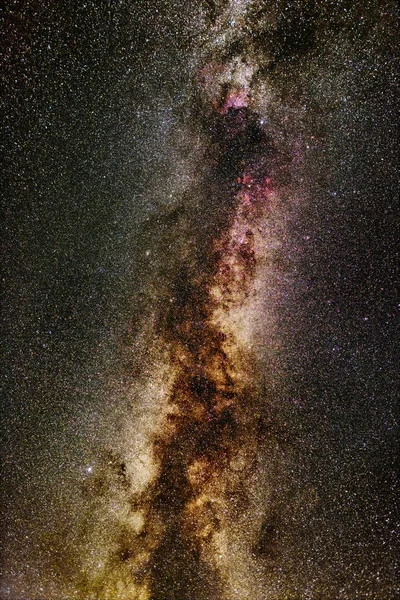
79;22;304;598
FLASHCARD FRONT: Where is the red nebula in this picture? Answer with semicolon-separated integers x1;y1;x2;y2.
219;88;249;115
237;172;275;207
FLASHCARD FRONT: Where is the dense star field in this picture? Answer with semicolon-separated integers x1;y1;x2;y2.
1;1;399;599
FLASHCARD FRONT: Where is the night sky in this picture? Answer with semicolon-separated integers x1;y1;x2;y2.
1;1;399;599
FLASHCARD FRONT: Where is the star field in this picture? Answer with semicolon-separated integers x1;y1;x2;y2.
1;1;399;599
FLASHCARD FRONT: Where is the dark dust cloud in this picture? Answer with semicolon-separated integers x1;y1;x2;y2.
1;1;399;599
